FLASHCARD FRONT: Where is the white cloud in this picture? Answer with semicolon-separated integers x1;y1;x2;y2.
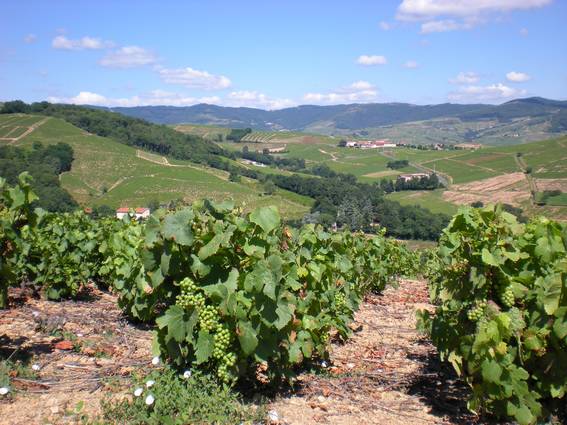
158;67;231;90
226;91;295;110
99;46;157;68
448;83;526;102
404;60;419;69
397;0;552;20
506;71;531;82
52;35;113;50
421;19;474;33
450;71;480;84
303;81;378;105
24;34;37;44
396;0;552;32
379;21;392;30
47;90;221;107
357;55;387;66
519;27;529;36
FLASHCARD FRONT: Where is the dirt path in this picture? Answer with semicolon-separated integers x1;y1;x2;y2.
318;149;339;162
0;280;476;424
0;287;153;424
270;279;476;424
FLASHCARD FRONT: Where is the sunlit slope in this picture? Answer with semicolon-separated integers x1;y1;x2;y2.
14;116;310;217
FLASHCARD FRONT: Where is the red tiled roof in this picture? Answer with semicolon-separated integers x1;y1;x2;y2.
135;208;149;213
116;208;130;213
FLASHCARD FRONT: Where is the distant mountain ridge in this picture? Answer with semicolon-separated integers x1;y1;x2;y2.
107;97;567;132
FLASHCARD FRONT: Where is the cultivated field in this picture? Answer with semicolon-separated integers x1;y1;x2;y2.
0;114;49;143
15;117;311;218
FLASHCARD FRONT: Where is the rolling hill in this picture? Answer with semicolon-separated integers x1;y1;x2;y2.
109;97;567;145
4;114;312;218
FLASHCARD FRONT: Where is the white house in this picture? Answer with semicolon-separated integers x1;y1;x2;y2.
116;207;150;220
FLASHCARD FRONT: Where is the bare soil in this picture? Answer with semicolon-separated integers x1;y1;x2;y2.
443;172;530;206
0;280;478;424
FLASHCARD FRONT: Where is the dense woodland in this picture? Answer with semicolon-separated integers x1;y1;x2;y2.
1;101;450;239
0;142;77;212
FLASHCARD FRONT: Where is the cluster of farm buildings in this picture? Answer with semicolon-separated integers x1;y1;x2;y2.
344;140;397;148
344;139;482;150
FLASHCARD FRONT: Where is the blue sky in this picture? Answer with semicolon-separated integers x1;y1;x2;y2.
1;0;566;109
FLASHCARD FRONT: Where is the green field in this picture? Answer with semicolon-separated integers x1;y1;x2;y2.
12;117;310;218
387;190;459;215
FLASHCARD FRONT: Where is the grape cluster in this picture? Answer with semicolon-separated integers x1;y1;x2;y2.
217;352;236;383
498;286;515;308
199;305;219;331
334;292;349;314
467;300;487;321
212;324;231;359
176;278;205;310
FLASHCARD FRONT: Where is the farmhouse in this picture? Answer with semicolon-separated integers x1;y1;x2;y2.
455;143;483;150
397;173;431;183
345;140;396;148
116;207;150;220
267;146;287;153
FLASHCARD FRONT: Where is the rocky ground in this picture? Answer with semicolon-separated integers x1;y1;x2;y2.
0;280;478;424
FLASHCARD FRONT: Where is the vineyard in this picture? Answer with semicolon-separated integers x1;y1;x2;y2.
1;173;566;424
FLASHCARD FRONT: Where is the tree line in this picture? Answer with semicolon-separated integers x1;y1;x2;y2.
0;142;77;212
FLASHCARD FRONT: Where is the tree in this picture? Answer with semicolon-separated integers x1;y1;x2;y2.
263;180;276;195
229;171;241;182
338;139;347;147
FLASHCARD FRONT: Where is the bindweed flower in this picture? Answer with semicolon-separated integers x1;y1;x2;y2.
151;356;160;366
321;361;328;368
32;364;41;371
0;387;9;396
145;394;155;406
134;387;143;397
268;410;279;422
146;380;155;388
182;370;192;379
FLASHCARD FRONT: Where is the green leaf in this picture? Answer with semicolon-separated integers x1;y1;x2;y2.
156;306;187;342
195;330;214;364
237;321;258;355
249;206;280;233
514;405;535;425
481;359;502;384
275;302;292;330
481;248;499;266
162;210;193;246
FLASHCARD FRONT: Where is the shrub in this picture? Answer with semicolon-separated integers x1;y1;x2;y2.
110;201;399;383
21;211;110;300
0;173;38;308
419;205;567;424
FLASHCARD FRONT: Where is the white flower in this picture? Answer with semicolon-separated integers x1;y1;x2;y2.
134;387;143;397
77;333;84;337
145;380;155;388
32;364;41;371
151;356;160;366
182;370;192;379
321;361;328;368
145;394;155;405
0;387;9;395
268;410;279;422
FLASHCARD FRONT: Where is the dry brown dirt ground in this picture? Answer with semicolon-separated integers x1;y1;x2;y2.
443;172;530;207
0;280;478;425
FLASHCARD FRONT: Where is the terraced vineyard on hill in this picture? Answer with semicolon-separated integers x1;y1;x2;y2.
6;114;311;218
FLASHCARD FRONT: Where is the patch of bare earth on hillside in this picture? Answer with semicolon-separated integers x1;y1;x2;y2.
535;178;567;192
0;286;152;424
269;280;477;425
443;172;530;206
